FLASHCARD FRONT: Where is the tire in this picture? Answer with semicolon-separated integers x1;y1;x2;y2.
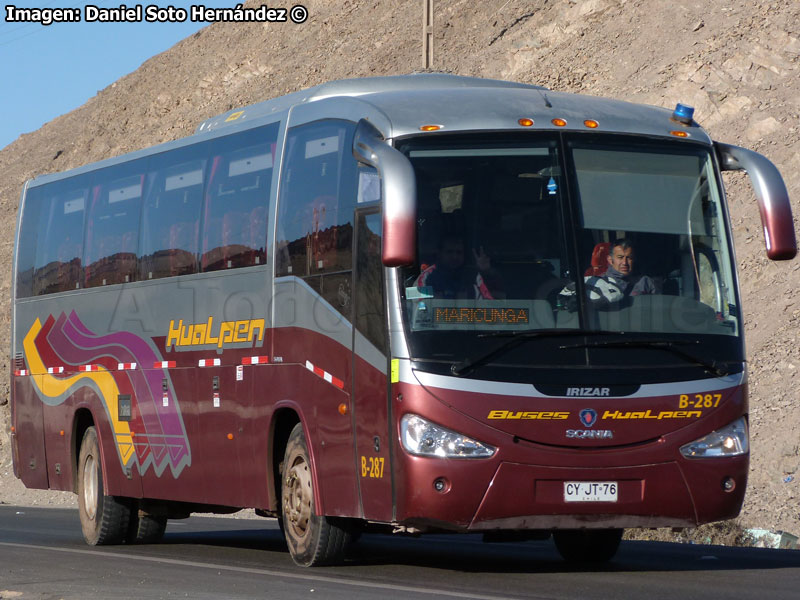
77;427;131;545
280;423;352;566
553;528;623;563
127;506;167;544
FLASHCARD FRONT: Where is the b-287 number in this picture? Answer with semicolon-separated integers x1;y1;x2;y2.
679;394;721;409
361;456;385;478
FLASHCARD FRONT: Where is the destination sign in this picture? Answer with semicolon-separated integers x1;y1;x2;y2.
433;307;530;325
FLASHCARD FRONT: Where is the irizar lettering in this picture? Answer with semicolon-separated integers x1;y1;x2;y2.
566;387;610;397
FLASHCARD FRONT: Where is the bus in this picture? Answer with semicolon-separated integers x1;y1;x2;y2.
10;74;796;566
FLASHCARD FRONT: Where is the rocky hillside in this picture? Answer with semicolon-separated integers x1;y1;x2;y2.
1;0;799;533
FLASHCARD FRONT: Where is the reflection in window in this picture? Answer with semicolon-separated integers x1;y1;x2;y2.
276;120;357;317
84;163;145;288
31;178;90;295
355;209;386;351
140;148;206;280
201;125;278;272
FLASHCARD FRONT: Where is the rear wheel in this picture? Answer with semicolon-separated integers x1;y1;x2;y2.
77;427;131;545
127;506;167;544
553;528;623;563
281;423;353;566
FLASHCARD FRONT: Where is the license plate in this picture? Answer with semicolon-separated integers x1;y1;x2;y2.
564;481;618;502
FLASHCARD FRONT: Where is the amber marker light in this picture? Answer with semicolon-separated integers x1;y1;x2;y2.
227;433;234;440
338;403;348;415
518;118;534;127
584;119;599;129
419;124;443;131
552;118;567;127
670;130;690;138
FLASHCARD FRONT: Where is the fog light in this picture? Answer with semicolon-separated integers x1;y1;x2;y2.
722;477;736;492
433;477;449;493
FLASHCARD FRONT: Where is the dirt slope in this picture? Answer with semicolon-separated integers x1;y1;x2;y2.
1;0;799;533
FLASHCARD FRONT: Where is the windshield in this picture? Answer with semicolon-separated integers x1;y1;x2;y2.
397;133;741;381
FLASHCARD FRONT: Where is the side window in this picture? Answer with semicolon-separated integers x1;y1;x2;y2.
355;208;386;352
140;145;207;280
84;161;146;288
16;185;43;298
30;176;91;296
276;120;357;315
201;123;278;272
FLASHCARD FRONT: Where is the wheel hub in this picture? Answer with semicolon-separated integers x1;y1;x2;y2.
83;454;98;521
284;457;312;538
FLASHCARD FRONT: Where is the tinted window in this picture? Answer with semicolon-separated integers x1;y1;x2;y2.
568;138;739;336
276;120;357;315
84;160;146;288
16;185;44;298
30;175;92;295
140;145;207;280
17;124;280;297
355;208;386;351
200;124;278;272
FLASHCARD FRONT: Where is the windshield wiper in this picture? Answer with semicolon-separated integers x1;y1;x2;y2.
451;329;608;377
559;338;732;377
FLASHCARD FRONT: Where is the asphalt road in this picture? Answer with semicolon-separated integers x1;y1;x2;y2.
1;505;799;599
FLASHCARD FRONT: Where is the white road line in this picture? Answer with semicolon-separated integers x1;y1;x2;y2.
0;541;531;600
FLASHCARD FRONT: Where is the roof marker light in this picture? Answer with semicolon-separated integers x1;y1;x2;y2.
518;118;534;127
584;119;599;129
419;124;443;132
552;118;567;127
672;103;695;125
670;130;690;138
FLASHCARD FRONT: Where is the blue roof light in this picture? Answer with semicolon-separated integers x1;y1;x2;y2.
672;103;695;125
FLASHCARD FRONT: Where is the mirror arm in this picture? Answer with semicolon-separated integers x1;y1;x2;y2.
715;141;796;260
353;119;417;266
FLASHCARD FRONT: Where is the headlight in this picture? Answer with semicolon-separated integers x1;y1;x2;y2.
679;416;749;458
400;414;496;458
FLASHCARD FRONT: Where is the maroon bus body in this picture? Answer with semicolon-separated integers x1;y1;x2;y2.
12;322;747;531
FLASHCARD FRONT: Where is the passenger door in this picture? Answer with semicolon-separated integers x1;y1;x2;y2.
351;204;393;521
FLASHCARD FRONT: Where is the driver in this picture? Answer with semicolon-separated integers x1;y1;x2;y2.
416;234;504;299
559;238;655;308
585;238;655;304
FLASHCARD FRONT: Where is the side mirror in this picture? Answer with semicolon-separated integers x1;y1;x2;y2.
715;141;796;260
353;119;416;267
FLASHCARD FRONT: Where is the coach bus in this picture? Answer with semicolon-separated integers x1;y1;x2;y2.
10;74;796;566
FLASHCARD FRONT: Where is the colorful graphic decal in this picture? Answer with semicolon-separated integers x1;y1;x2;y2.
22;311;191;478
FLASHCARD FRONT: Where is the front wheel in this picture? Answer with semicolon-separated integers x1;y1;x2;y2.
77;427;131;545
553;528;623;563
281;423;353;566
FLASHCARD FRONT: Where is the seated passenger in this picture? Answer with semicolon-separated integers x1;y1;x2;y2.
416;234;504;299
560;238;655;309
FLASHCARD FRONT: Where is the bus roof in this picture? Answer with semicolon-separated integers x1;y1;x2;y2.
197;73;709;144
26;74;709;189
